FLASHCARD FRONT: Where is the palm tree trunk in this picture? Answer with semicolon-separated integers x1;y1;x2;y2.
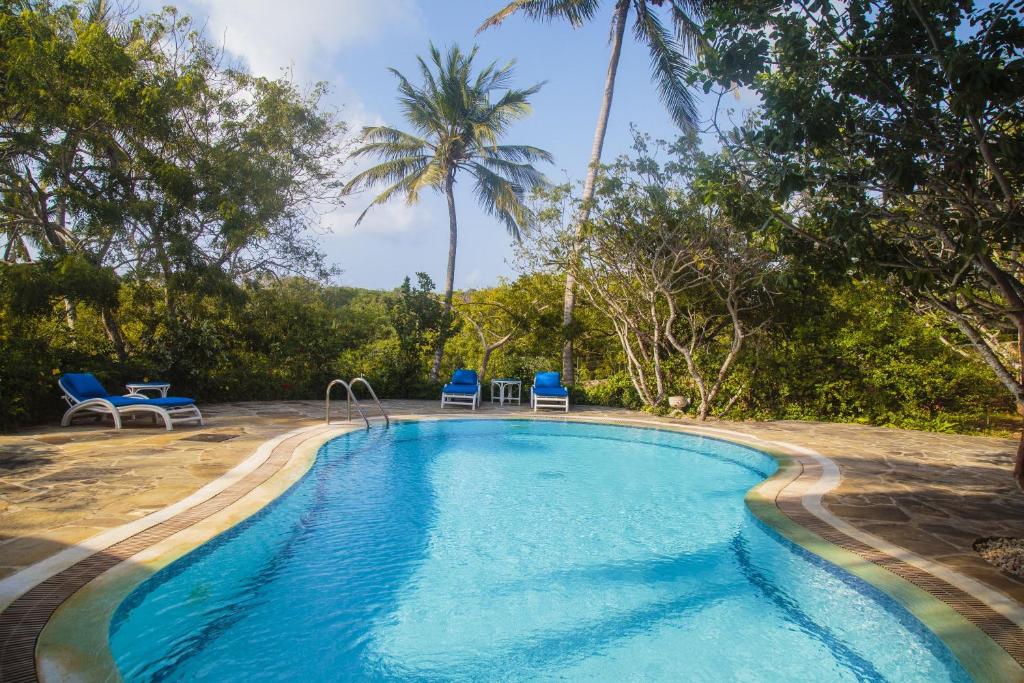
561;0;630;386
430;172;458;381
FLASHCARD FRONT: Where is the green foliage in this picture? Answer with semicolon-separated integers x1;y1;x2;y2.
575;373;644;410
0;256;119;314
338;273;445;398
735;279;1011;433
2;0;345;300
701;0;1024;424
345;43;551;239
0;262;1012;436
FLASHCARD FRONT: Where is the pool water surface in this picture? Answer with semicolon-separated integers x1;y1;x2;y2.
110;420;969;681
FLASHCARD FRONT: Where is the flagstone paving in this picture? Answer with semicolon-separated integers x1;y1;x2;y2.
1;400;1021;610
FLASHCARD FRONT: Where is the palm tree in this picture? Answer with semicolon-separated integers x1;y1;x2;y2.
344;44;551;380
480;0;707;385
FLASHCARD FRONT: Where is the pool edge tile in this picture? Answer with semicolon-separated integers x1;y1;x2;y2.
746;460;1023;683
0;424;352;683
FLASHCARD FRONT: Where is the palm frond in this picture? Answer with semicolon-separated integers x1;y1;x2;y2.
350;127;431;161
348;159;444;224
467;162;534;239
342;155;434;196
474;154;550;189
482;144;554;165
633;1;698;130
666;0;708;54
478;0;603;32
347;41;549;236
389;68;444;135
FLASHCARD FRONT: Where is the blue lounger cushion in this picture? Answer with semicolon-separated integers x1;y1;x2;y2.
442;383;479;395
106;395;196;408
61;373;110;401
533;385;569;397
62;373;195;407
534;372;562;388
451;369;478;385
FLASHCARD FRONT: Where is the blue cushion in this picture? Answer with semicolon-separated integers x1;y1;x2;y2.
533;385;568;397
451;369;478;385
148;396;195;407
534;372;562;388
105;396;195;408
442;383;478;395
61;373;110;400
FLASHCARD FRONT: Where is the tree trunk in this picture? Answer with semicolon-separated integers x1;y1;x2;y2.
479;347;492;383
561;0;630;386
1015;407;1023;492
152;224;178;323
101;306;128;365
64;298;77;332
1013;322;1023;491
430;172;458;381
1016;327;1024;491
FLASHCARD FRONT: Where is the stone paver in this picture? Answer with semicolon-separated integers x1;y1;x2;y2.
1;399;1021;609
0;402;320;579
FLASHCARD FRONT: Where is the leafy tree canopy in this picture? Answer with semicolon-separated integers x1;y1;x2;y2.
701;0;1024;484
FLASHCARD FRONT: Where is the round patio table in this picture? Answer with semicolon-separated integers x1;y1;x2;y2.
126;382;171;398
490;379;522;405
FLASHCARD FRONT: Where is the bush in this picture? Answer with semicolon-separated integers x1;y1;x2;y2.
733;280;1012;433
574;373;642;409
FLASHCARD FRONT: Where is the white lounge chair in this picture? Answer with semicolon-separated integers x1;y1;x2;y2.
441;369;481;410
531;371;569;412
59;373;203;431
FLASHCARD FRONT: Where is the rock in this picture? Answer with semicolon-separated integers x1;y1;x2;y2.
975;537;1024;578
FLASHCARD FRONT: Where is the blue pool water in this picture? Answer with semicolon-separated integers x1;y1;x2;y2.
110;420;969;681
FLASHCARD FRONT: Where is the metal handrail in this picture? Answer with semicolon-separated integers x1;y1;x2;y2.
324;377;389;429
349;376;390;428
325;379;369;429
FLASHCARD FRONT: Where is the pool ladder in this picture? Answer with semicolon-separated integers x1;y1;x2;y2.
325;377;390;429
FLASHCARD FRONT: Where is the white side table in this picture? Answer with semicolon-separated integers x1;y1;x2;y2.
490;379;522;406
126;382;171;398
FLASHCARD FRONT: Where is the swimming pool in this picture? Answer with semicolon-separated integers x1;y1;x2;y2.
109;419;969;681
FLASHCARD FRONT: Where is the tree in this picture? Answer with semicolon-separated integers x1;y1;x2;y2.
343;44;551;380
480;0;708;386
703;0;1024;486
526;135;777;416
456;286;535;380
1;1;345;356
389;273;444;390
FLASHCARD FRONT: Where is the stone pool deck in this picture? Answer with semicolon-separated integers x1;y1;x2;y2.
0;400;1022;677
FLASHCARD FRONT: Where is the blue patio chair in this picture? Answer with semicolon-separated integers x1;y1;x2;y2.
441;369;481;410
59;373;203;431
531;371;569;412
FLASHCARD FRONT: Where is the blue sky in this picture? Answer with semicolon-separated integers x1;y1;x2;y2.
137;1;754;290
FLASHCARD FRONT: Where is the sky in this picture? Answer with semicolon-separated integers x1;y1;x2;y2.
136;0;757;291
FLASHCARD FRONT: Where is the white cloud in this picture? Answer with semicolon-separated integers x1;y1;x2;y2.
325;199;426;237
179;0;426;243
193;0;422;79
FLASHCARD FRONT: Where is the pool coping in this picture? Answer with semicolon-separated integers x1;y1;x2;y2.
0;414;1021;682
